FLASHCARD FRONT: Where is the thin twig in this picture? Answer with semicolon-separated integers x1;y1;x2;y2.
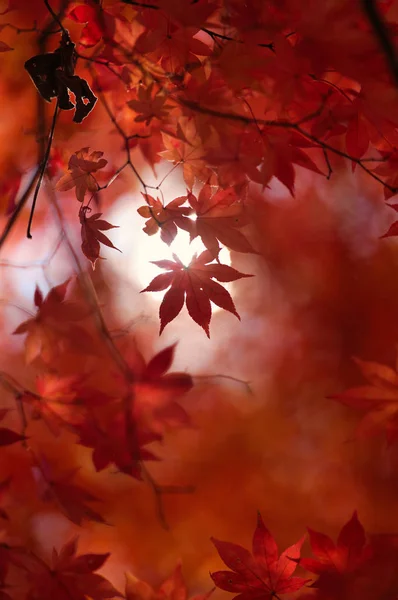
194;374;253;394
0;168;41;253
43;0;69;36
27;102;59;239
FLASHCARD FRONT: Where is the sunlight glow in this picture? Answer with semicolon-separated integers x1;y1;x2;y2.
131;224;231;290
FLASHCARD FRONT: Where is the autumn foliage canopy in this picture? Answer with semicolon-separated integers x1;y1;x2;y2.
2;0;398;599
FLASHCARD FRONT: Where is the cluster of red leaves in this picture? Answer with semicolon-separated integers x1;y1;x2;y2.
46;0;398;336
15;537;121;600
12;282;194;485
66;0;398;198
56;148;120;267
137;185;255;257
136;184;255;334
0;546;213;600
211;512;398;600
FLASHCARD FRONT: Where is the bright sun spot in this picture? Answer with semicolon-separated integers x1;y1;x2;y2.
128;221;231;290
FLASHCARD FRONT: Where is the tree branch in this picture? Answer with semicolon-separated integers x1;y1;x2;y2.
361;0;398;86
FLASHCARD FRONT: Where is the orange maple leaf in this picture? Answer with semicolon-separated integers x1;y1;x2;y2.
125;563;213;600
21;373;88;435
56;148;107;203
142;250;253;336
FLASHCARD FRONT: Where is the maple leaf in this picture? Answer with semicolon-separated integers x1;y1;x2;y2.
297;512;373;599
137;193;193;245
211;512;308;600
299;512;372;576
187;185;256;257
329;356;398;442
131;344;193;436
142;250;253;336
127;83;172;125
50;479;106;526
252;131;325;195
34;461;106;526
24;537;122;600
205;129;264;189
20;373;92;436
79;209;121;269
13;279;92;364
125;563;213;600
134;10;211;71
160;118;212;189
55;148;107;203
76;412;159;479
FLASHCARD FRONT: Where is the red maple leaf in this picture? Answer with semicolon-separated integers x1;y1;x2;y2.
211;512;308;600
141;250;253;336
137;192;193;245
127;83;172;126
329;356;398;442
76;412;159;479
297;512;373;599
79;209;121;269
300;512;372;576
56;148;108;203
23;537;122;600
187;184;256;257
131;344;194;435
